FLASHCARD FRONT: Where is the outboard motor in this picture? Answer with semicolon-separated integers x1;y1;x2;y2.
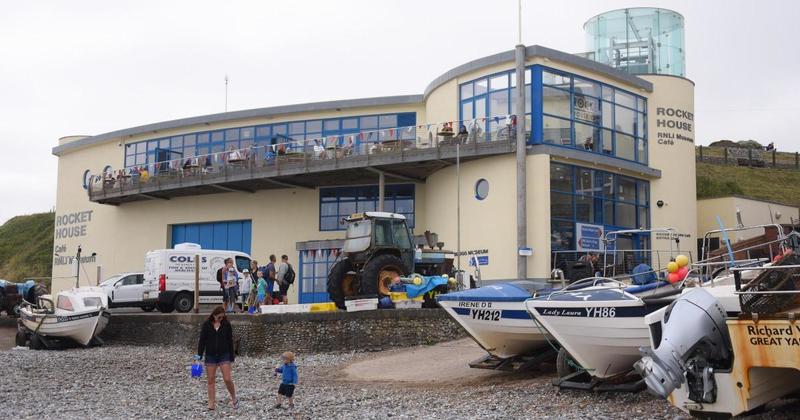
635;288;732;403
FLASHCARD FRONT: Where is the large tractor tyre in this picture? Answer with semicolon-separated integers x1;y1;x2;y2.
328;259;355;310
361;254;405;297
157;302;175;313
174;293;194;313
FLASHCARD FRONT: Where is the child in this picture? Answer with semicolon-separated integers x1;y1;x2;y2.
273;351;298;409
255;270;268;312
239;269;252;312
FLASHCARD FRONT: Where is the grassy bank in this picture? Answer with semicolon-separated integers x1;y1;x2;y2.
696;163;800;206
0;212;54;281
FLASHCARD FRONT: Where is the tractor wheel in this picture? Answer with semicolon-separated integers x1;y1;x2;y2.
361;254;404;297
328;259;355;310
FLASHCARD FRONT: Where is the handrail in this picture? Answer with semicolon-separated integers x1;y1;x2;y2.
88;115;521;197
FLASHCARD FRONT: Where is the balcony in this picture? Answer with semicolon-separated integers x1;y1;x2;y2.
89;117;522;205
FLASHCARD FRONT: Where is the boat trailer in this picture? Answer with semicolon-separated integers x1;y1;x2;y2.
468;347;557;372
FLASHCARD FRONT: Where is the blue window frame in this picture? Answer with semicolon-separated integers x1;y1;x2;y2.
298;248;339;303
123;112;416;170
536;65;648;164
549;162;649;252
171;220;252;254
459;68;532;142
319;184;415;231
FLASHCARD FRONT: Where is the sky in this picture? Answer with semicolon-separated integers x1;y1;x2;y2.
0;0;798;224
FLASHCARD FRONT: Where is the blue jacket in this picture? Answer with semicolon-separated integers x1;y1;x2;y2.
276;362;298;385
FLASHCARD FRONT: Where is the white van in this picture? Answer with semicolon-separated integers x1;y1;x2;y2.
141;243;252;313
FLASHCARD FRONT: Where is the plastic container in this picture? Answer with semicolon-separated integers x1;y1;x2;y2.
191;360;203;378
345;298;378;312
389;291;423;302
309;302;338;312
394;300;423;309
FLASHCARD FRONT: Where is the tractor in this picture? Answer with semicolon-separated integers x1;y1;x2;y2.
327;212;454;309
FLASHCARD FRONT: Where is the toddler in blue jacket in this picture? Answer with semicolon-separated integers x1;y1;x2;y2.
274;351;298;409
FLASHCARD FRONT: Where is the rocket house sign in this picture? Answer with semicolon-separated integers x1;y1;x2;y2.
656;106;694;146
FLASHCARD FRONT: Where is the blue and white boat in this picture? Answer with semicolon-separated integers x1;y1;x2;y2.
437;281;552;359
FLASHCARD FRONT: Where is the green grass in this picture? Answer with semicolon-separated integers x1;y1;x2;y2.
0;212;54;281
696;163;800;206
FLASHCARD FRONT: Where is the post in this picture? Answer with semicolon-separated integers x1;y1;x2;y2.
96;265;102;286
698;145;703;161
378;171;385;212
515;44;528;281
772;149;776;167
748;148;752;167
456;142;461;273
796;151;799;169
724;147;728;165
194;254;200;314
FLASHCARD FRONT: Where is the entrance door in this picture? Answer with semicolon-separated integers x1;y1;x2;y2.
298;248;340;303
171;220;252;254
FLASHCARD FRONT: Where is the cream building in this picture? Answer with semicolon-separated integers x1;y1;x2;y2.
697;196;799;242
51;8;697;307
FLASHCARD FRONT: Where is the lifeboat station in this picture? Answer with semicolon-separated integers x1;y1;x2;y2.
51;8;697;303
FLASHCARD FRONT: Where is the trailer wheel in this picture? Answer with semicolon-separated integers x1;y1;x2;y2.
10;302;21;318
328;259;355;310
174;293;194;313
15;330;27;347
362;254;404;297
157;303;175;313
556;347;580;378
29;333;44;350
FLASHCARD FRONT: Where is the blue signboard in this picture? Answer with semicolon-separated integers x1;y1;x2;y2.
468;255;489;266
576;223;604;252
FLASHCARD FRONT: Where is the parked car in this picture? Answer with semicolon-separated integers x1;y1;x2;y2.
100;272;154;311
142;243;252;313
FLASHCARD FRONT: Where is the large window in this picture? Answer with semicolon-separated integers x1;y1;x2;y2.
539;67;648;164
319;184;415;231
123;112;416;169
550;162;649;251
459;69;532;141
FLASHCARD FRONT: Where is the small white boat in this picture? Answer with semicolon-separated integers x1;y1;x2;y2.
437;281;553;359
19;287;110;347
525;278;683;379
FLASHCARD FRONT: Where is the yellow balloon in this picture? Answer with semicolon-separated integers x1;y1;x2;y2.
675;255;689;267
667;261;679;273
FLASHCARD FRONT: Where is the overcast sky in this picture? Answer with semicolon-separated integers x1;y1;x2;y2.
1;0;798;224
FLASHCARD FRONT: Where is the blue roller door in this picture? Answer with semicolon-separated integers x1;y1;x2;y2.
171;220;252;254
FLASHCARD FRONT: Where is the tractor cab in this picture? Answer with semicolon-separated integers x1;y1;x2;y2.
328;212;453;309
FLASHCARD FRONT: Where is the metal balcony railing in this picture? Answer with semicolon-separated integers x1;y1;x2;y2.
88;116;522;202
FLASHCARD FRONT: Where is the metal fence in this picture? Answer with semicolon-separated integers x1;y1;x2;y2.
551;249;693;282
696;145;800;170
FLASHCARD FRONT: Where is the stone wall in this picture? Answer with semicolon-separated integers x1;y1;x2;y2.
100;309;465;356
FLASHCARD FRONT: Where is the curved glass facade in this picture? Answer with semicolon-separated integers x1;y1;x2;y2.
584;8;685;77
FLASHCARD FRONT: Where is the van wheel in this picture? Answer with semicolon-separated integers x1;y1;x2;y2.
157;303;175;313
174;293;194;313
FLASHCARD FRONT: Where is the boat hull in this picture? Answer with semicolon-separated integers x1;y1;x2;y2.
21;308;109;346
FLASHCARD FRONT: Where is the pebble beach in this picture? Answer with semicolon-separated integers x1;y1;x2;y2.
1;343;799;419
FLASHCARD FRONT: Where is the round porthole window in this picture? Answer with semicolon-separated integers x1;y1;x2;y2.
82;170;91;190
475;178;489;200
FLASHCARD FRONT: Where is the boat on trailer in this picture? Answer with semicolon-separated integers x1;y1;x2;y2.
17;287;110;349
437;280;553;362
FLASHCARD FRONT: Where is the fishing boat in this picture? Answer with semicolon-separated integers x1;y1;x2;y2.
18;287;110;348
437;280;553;360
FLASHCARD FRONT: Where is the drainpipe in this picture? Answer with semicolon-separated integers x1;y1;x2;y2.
378;171;385;212
515;44;528;281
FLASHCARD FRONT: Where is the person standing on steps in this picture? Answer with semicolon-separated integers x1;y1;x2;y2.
196;306;238;411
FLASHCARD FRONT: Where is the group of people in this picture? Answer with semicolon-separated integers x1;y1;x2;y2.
216;254;295;314
196;306;298;411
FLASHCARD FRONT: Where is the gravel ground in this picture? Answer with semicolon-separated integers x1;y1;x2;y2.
0;344;799;419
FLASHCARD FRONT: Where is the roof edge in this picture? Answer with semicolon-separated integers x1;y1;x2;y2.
52;94;423;156
423;44;653;99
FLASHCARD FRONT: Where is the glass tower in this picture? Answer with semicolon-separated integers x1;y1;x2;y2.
584;8;685;77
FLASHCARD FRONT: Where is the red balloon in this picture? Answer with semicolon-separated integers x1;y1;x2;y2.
667;272;680;283
677;267;689;280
